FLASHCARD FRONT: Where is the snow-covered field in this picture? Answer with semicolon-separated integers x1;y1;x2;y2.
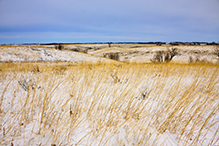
0;45;112;63
0;44;219;145
86;45;219;64
1;44;218;64
0;63;218;146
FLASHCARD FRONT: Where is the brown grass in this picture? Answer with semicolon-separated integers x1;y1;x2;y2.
0;62;218;145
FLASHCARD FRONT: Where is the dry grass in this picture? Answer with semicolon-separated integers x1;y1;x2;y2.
0;62;218;145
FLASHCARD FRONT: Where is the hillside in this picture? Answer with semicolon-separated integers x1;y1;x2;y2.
0;43;219;146
1;43;218;65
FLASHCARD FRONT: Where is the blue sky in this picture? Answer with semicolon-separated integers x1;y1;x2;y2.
0;0;219;44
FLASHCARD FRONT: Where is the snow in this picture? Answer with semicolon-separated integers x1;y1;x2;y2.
0;45;219;145
0;46;111;63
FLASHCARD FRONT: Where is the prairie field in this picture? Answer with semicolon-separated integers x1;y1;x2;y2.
0;62;218;146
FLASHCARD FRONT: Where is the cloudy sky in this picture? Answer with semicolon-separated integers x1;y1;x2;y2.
0;0;219;44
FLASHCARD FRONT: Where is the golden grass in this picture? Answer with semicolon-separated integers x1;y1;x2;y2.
0;62;218;145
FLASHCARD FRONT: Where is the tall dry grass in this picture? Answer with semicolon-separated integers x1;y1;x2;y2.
0;62;218;145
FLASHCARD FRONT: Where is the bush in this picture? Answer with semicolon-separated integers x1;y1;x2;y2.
151;48;178;63
214;47;219;57
103;52;120;60
55;44;64;50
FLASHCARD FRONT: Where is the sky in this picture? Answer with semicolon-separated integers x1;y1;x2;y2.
0;0;219;44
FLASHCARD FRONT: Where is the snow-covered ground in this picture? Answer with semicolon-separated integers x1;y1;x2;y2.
87;45;219;64
0;63;218;146
0;46;112;63
0;44;218;145
0;44;218;64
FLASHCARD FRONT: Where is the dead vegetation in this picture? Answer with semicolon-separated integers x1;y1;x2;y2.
103;52;120;60
151;48;178;63
1;44;219;64
55;44;64;50
214;46;219;57
0;62;218;145
0;44;219;145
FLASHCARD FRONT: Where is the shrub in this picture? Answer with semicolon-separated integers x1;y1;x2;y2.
103;52;120;60
214;47;219;57
151;48;178;63
71;47;88;53
55;44;64;50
